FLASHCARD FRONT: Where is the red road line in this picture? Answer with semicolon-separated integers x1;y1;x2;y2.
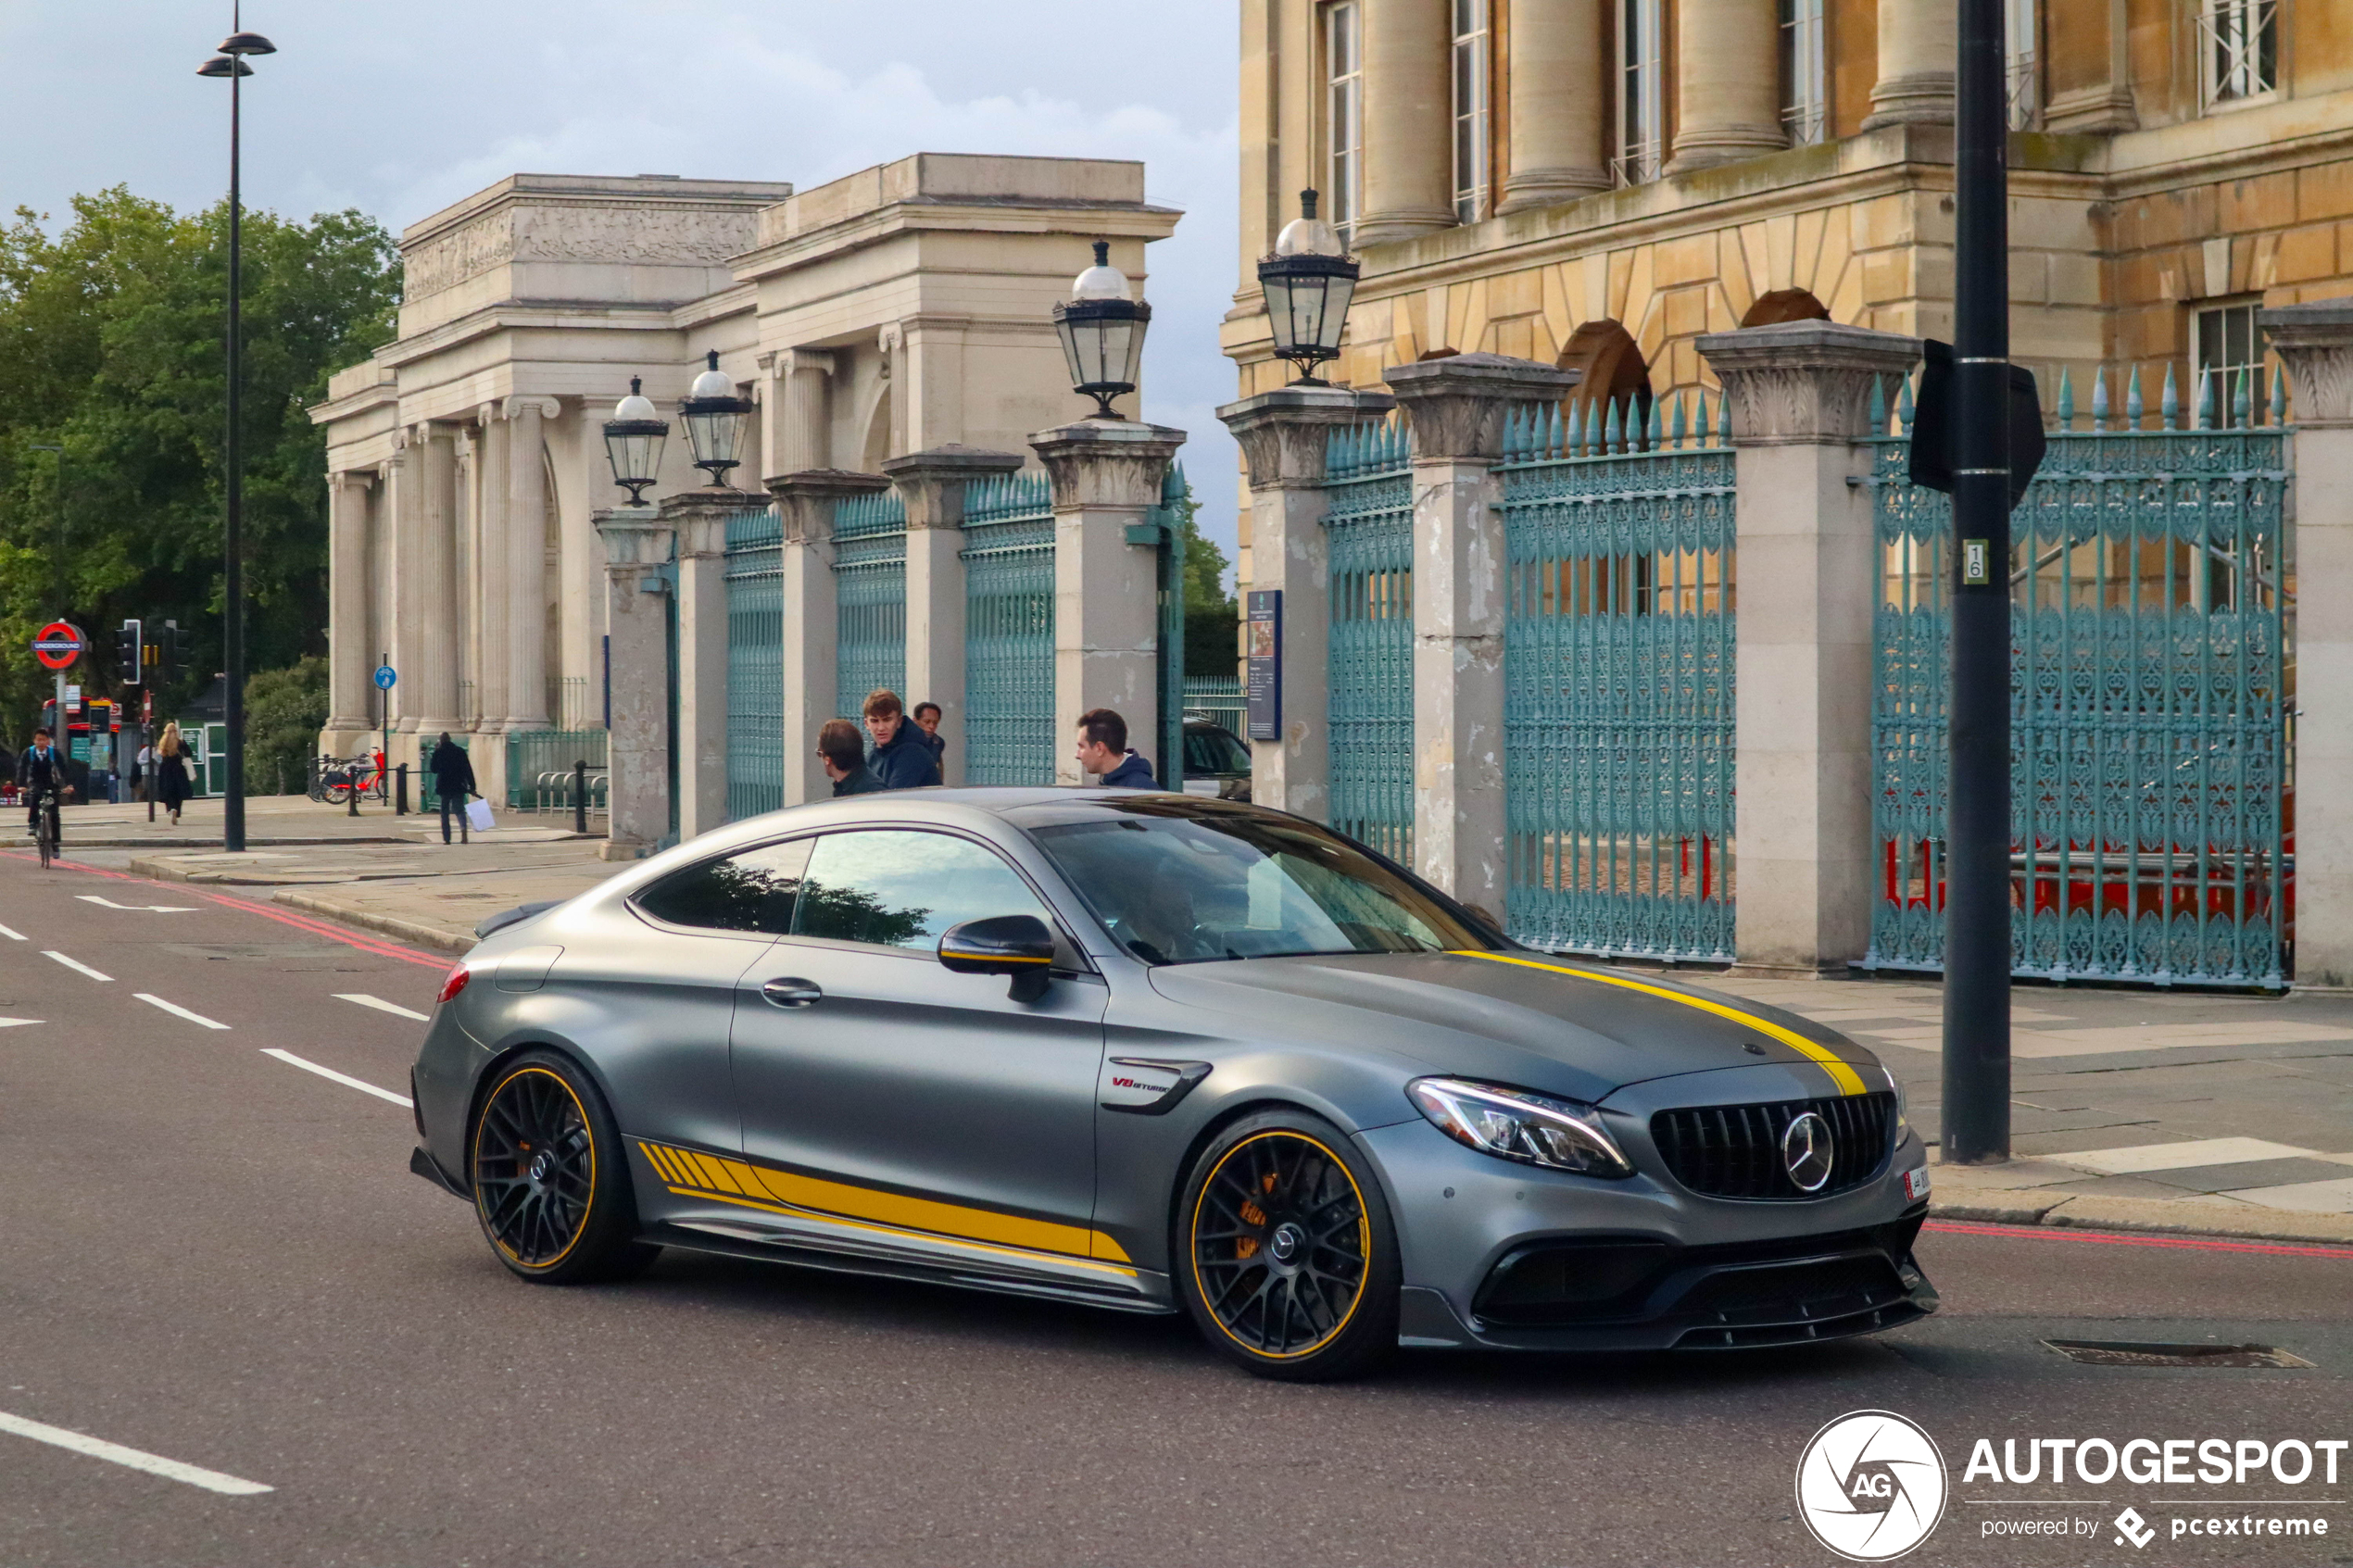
1925;1218;2353;1261
0;848;447;969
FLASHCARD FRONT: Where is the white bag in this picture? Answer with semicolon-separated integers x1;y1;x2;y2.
465;798;496;834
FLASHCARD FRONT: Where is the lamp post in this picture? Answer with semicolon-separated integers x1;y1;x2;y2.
198;17;274;853
679;351;752;487
1256;190;1360;386
1052;241;1151;419
602;379;670;501
26;443;68;726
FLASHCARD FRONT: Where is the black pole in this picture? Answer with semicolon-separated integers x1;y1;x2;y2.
573;759;588;836
1941;0;2012;1165
221;53;247;853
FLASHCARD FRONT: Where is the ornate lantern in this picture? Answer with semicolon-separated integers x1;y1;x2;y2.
679;350;752;485
1257;190;1358;385
1052;241;1151;419
601;378;669;503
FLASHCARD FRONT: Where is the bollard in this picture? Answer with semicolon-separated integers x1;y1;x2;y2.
395;762;409;816
346;762;359;818
573;759;588;835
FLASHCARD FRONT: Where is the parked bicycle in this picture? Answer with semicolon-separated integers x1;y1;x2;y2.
319;752;389;806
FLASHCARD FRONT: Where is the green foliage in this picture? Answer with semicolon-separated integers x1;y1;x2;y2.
1169;489;1239;678
244;654;328;796
0;188;400;748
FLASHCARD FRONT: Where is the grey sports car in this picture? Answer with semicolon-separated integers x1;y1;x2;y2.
409;789;1937;1380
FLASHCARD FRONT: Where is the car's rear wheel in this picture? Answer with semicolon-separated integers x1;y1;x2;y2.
1176;1109;1399;1381
470;1050;656;1285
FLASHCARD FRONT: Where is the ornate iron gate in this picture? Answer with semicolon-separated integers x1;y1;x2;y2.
1325;419;1415;862
1498;395;1737;960
834;489;907;722
1865;370;2293;986
1155;465;1190;785
724;503;784;821
962;472;1057;784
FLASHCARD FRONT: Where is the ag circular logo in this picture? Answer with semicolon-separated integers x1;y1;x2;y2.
1794;1410;1947;1562
1782;1110;1835;1192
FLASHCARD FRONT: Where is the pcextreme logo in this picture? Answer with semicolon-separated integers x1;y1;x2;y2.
1795;1410;1950;1562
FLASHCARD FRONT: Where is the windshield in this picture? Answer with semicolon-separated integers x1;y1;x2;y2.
1026;803;1493;965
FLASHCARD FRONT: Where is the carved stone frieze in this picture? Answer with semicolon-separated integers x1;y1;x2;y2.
1384;354;1579;462
404;202;762;299
1695;321;1922;445
2260;299;2353;429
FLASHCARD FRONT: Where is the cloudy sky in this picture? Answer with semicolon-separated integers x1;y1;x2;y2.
2;0;1245;568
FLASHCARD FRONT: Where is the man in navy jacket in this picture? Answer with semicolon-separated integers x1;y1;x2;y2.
1074;708;1157;789
861;689;941;790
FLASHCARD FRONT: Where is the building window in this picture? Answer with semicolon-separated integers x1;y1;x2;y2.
2006;0;2038;129
1780;0;1826;146
2193;302;2264;426
1453;0;1491;222
1327;2;1364;242
2201;0;2277;107
1616;0;1665;185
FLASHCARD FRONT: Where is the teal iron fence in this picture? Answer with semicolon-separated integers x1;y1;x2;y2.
1324;418;1415;862
724;503;785;820
1182;676;1244;737
1498;392;1737;960
1864;367;2293;987
962;471;1057;784
505;729;610;809
834;489;907;723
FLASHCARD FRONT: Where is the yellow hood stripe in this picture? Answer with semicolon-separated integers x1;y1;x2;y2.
1448;950;1871;1098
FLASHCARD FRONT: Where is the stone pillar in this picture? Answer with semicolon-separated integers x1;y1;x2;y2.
768;470;893;805
2043;0;2136;133
1862;0;1957;129
883;445;1026;787
1667;0;1784;173
326;471;374;738
781;350;834;473
1386;354;1577;916
591;505;676;860
473;405;511;743
2263;300;2353;987
1500;0;1609;212
660;487;757;841
387;433;422;737
505;395;558;731
1030;420;1189;784
1696;320;1922;975
414;423;464;737
1357;0;1453;245
1215;385;1396;820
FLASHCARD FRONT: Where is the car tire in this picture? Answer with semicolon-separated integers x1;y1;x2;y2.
1175;1108;1400;1382
470;1049;657;1286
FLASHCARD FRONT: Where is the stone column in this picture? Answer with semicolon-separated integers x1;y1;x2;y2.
591;505;676;860
414;423;464;738
504;395;558;731
1500;0;1609;212
769;470;893;805
1215;384;1397;820
326;471;374;739
387;433;421;738
659;487;756;841
1862;0;1957;129
1357;0;1454;245
473;405;511;742
1667;0;1784;172
781;350;835;473
1030;420;1189;784
1386;354;1577;917
1696;320;1922;975
883;445;1026;787
2262;300;2353;987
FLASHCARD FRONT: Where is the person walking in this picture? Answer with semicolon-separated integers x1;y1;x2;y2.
817;720;884;797
1074;709;1157;788
428;733;478;845
154;721;196;826
861;690;941;790
912;701;946;775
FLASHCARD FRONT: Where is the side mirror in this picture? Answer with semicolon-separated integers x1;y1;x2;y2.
938;914;1056;1002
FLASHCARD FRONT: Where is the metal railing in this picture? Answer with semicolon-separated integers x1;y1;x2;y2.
1324;417;1415;864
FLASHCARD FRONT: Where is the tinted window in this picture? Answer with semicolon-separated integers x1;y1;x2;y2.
1184;725;1250;775
793;831;1052;950
635;839;812;935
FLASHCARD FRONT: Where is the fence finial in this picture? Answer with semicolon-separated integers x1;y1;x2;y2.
2091;367;2109;432
2271;363;2288;426
1895;372;1915;433
1869;374;1887;434
2233;365;2252;428
1714;389;1730;447
1584;397;1604;456
2056;368;2074;430
1670;391;1689;449
2161;362;2180;430
2194;369;2214;430
1646;394;1663;451
2125;365;2144;428
1603;396;1623;455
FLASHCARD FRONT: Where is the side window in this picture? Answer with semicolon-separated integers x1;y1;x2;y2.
793;830;1053;951
635;838;813;935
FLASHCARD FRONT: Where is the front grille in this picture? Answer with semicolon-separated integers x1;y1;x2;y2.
1651;1092;1894;1200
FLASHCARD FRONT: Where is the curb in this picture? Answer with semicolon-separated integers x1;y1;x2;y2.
1930;1177;2353;1248
272;892;476;957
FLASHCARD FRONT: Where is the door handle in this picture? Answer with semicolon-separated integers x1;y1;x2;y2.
761;977;823;1009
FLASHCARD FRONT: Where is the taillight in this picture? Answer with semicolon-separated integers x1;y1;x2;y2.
436;965;471;1005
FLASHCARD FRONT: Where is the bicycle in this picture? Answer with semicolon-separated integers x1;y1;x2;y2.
321;754;389;805
32;788;66;870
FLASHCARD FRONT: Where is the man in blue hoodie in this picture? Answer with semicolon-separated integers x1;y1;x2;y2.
861;689;941;790
1074;708;1157;789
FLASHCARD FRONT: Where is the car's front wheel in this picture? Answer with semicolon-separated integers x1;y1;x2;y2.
1176;1109;1400;1381
470;1050;656;1285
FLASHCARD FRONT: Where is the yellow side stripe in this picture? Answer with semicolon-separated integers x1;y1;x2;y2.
661;1185;1140;1279
1449;949;1871;1097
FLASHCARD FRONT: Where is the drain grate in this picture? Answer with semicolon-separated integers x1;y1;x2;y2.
2042;1338;2314;1369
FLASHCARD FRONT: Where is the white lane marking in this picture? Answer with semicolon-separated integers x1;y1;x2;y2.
261;1048;412;1108
0;922;25;940
134;994;231;1030
0;1018;43;1028
43;951;113;983
333;992;431;1023
0;1409;272;1496
76;895;198;913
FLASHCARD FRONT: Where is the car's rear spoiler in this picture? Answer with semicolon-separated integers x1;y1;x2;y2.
475;899;560;940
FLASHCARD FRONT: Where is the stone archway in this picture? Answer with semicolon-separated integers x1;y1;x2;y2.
1557;320;1655;438
1741;288;1831;327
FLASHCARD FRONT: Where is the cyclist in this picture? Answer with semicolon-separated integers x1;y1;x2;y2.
18;728;72;853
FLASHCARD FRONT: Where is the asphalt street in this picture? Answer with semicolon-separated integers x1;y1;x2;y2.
1;847;2348;1568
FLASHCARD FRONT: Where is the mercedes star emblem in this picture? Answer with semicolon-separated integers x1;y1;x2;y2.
1781;1111;1834;1192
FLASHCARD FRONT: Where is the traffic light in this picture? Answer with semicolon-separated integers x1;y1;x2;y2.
118;618;143;684
157;621;180;685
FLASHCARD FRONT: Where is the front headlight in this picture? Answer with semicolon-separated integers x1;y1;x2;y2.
1884;1065;1909;1136
1406;1078;1634;1178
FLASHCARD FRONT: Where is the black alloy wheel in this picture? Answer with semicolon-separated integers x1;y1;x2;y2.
470;1051;656;1284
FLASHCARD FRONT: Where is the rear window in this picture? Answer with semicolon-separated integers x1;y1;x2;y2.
635;839;812;935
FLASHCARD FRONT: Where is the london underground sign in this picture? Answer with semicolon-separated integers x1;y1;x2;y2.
32;622;87;671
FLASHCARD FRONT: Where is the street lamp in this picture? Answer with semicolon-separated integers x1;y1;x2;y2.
602;378;670;503
1052;241;1151;420
678;351;752;486
1257;189;1359;386
197;16;275;855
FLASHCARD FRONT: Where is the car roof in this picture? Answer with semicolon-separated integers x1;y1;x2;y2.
682;786;1270;851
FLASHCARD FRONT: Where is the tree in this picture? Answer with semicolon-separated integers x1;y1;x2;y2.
245;654;328;797
0;188;399;749
1168;488;1239;679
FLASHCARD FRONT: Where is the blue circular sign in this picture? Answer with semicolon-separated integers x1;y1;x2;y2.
373;665;397;690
